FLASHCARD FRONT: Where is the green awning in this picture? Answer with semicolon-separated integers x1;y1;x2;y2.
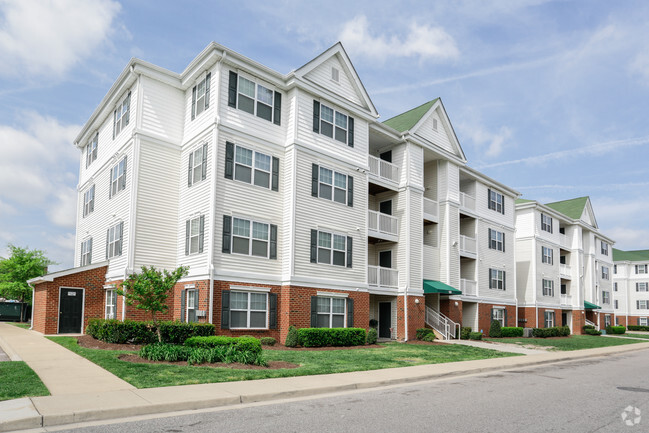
584;301;601;310
423;280;462;295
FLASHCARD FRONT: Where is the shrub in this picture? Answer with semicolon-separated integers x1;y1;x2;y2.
140;336;265;366
366;327;378;345
298;328;367;347
500;327;524;338
285;325;299;347
559;326;571;337
628;325;649;332
260;337;276;346
416;328;435;340
532;326;570;338
139;343;190;362
369;319;378;329
605;326;626;335
469;332;483;340
488;320;502;338
86;319;214;345
583;325;595;330
184;335;237;348
460;327;472;340
584;328;602;336
421;333;436;342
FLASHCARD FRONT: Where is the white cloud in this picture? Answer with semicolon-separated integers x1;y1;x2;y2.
460;123;512;158
0;0;121;77
606;227;649;251
630;50;649;85
339;15;459;63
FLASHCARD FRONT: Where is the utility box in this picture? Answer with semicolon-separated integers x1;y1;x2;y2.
523;327;534;338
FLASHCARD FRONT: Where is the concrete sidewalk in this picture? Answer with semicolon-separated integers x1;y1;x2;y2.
443;338;548;355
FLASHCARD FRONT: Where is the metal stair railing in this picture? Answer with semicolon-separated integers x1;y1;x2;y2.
425;306;461;340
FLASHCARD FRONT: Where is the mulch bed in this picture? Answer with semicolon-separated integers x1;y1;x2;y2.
77;335;144;351
265;343;386;351
117;354;299;370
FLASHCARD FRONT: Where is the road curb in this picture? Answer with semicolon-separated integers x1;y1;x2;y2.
0;332;22;361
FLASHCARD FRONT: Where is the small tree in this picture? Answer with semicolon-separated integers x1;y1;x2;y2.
489;319;502;338
0;244;55;322
118;265;189;342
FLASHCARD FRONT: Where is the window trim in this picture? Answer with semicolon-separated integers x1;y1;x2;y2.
231;217;270;258
542;246;554;265
489;268;506;290
317;230;347;267
83;185;95;217
601;241;609;256
315;296;347;328
602;291;610;304
491;308;505;327
233;144;272;189
230;291;268;330
488;189;504;214
185;289;199;323
640;317;649;326
186;215;204;256
318;165;348;205
80;238;92;266
541;213;553;233
191;73;211;120
638;300;649;310
544;311;555;328
636;264;648;274
110;156;127;198
637;282;648;292
601;266;609;280
113;92;131;139
107;222;123;259
488;228;505;252
542;279;554;297
105;289;117;320
188;144;207;187
86;133;98;168
236;74;277;123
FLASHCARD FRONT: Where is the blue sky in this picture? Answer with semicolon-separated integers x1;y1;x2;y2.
1;0;648;271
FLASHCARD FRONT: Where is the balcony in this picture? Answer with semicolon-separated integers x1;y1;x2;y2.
459;192;476;213
559;234;570;250
423;197;439;223
560;294;572;306
459;235;477;258
460;278;477;296
560;264;571;279
368;266;399;290
368;210;399;242
368;155;399;190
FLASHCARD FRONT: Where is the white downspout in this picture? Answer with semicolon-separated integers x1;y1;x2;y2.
28;283;35;329
404;140;411;341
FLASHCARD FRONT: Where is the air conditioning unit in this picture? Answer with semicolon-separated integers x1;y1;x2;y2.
196;310;206;317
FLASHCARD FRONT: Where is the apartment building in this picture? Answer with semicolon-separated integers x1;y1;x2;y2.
515;197;615;332
612;249;649;327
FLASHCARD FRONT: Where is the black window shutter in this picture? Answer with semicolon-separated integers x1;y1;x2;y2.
191;86;196;120
310;296;318;327
346;236;353;268
125;92;131;125
90;186;95;213
488;188;492;210
271;156;279;191
348;116;354;147
198;215;205;253
228;71;237;108
88;238;92;265
222;215;231;254
503;271;507;290
185;220;190;255
636;265;638;274
273;91;281;125
225;142;234;179
221;290;230;329
201;143;208;181
105;229;109;259
490;308;495;321
313;100;320;133
310;229;317;263
503;233;506;253
502;196;505;215
112;109;116;139
108;166;113;199
121;156;128;190
269;224;277;259
347;175;353;207
347;298;354;328
311;164;319;197
187;151;193;187
180;289;186;323
118;222;124;256
488;228;492;249
269;293;277;329
637;283;639;292
205;72;211;109
504;308;508;327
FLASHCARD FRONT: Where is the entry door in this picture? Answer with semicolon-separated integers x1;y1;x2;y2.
562;312;568;327
59;288;83;333
379;251;392;269
379;302;392;338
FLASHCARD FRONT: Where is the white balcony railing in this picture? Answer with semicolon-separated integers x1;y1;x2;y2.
423;197;439;221
559;234;570;249
459;192;476;212
560;294;572;305
460;279;477;296
368;210;398;238
459;235;477;256
368;266;399;288
560;264;571;278
368;155;400;185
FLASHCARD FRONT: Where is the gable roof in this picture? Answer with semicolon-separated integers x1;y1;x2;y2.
613;248;649;262
383;99;438;132
545;197;589;220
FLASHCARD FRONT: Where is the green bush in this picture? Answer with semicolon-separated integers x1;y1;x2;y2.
532;326;571;338
260;337;276;346
416;328;435;340
628;325;649;332
140;336;265;366
583;325;595;330
584;328;602;336
500;327;524;337
369;319;378;329
469;332;483;340
139;343;190;362
184;336;262;358
366;327;378;345
297;328;367;347
488;320;502;338
460;327;472;340
285;325;299;347
86;319;214;344
421;333;436;342
605;326;626;335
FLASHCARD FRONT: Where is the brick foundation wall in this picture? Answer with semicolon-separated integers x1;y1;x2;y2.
478;303;516;334
572;309;585;335
396;295;425;341
517;307;536;329
537;308;563;328
616;315;627;327
440;299;462;326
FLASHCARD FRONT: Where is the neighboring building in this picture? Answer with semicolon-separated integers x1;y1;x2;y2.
515;197;615;332
612;249;649;327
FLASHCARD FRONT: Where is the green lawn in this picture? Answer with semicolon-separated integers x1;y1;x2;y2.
48;337;519;389
614;333;649;340
0;362;49;401
485;335;645;351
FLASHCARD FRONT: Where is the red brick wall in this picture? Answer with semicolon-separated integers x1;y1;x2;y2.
477;303;516;334
517;307;536;328
616;315;627;327
396;295;425;341
440;299;462;326
572;309;585;335
537;308;563;328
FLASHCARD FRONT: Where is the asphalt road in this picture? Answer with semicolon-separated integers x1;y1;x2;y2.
53;349;649;433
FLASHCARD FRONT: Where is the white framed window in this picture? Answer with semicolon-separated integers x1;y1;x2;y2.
544;311;555;328
186;289;199;323
489;269;506;290
601;266;609;280
488;189;504;214
107;222;123;259
113;92;131;138
192;73;211;119
601;241;609;256
316;296;346;328
542;279;554;297
186;216;203;255
604;315;611;327
541;213;553;233
232;217;269;258
188;144;207;186
317;231;347;267
86;133;98;168
238;75;275;122
636;264;648;274
105;289;117;319
491;308;505;327
234;145;271;189
83;185;95;217
542;246;554;265
319;103;350;145
318;166;347;204
637;282;649;292
637;300;649;310
488;228;504;252
602;291;610;304
110;156;127;198
230;291;268;329
640;318;649;326
80;238;92;266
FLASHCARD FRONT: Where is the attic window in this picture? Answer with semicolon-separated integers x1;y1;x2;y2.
331;67;340;82
433;118;438;131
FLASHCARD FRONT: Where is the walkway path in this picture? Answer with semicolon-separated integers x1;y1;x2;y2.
444;338;548;355
0;323;134;396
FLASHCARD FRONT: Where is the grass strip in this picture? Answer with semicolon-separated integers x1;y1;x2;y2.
0;362;50;401
485;335;644;351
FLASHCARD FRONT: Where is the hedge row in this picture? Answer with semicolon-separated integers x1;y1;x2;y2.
139;339;265;366
500;327;524;337
532;326;570;338
86;319;215;344
184;335;261;357
628;325;649;332
583;325;602;336
605;326;626;335
297;328;367;347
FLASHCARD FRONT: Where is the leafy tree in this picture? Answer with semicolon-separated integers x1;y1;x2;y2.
118;265;189;342
0;245;54;321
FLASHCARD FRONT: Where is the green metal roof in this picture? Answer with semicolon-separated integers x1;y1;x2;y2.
545;196;589;220
613;248;649;262
383;99;439;133
584;301;601;310
423;280;461;295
